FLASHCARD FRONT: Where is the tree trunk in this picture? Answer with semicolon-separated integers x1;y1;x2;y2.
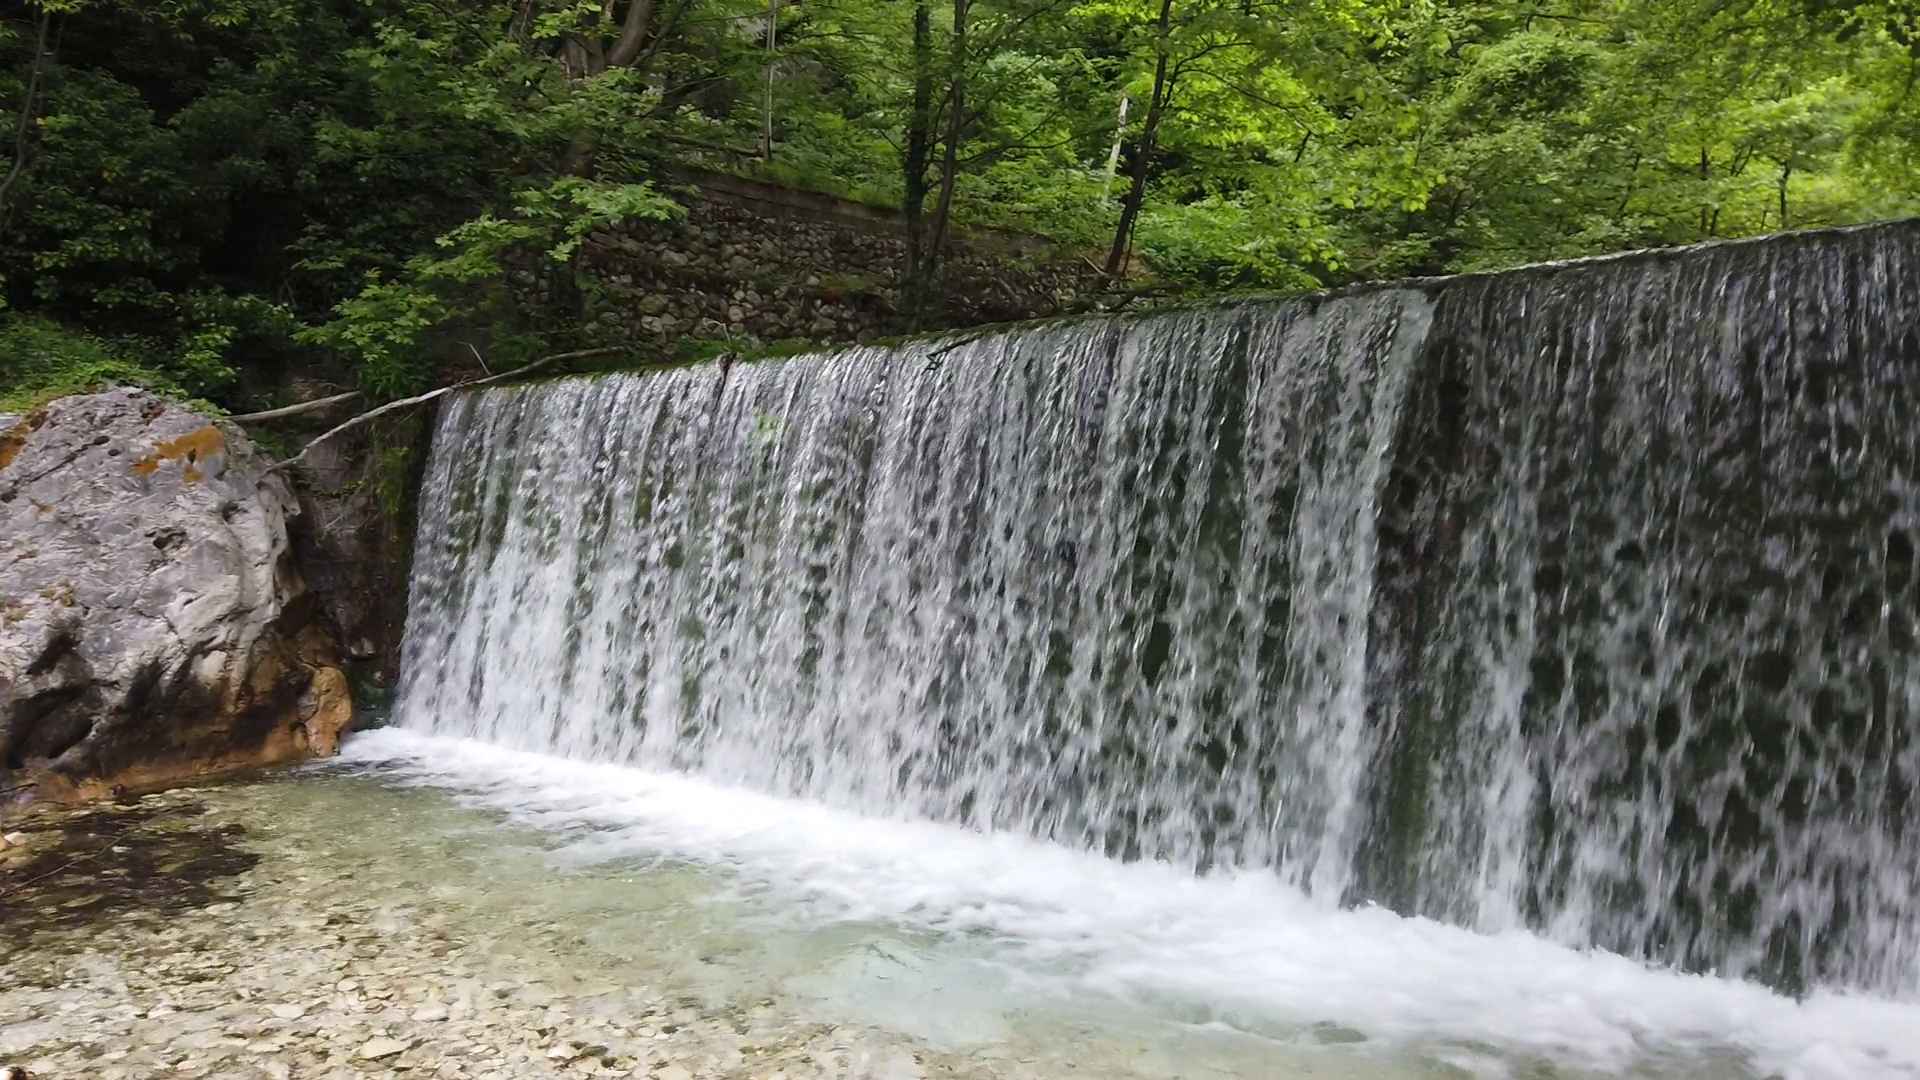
560;0;664;177
925;0;971;310
1698;146;1711;237
1105;93;1130;190
1104;0;1175;277
227;391;364;424
0;8;55;231
562;134;600;177
1778;162;1792;229
606;0;658;69
762;0;779;160
267;348;628;475
902;1;937;326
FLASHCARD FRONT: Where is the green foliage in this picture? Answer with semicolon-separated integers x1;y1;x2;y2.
2;0;695;406
0;0;1916;411
297;277;450;399
371;441;415;521
0;316;183;411
1318;0;1920;276
300;177;680;395
1137;196;1337;292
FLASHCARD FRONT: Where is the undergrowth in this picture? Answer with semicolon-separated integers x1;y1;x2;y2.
0;316;185;412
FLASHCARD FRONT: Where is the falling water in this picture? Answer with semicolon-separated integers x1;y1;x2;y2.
396;222;1920;998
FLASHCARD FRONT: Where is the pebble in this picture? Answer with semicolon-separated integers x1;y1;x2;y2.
0;785;1053;1080
358;1036;411;1059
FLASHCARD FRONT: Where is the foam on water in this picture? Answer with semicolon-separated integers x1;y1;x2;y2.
341;728;1920;1080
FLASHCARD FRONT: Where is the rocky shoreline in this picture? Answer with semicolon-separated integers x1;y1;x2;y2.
0;782;1034;1080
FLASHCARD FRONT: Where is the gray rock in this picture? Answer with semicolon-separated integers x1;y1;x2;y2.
0;389;350;796
284;408;427;677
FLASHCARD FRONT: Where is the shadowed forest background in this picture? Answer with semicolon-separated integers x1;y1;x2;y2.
2;0;1917;413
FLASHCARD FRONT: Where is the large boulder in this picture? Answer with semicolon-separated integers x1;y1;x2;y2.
0;388;351;802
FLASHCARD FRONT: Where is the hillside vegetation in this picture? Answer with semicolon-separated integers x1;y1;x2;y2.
3;0;1916;411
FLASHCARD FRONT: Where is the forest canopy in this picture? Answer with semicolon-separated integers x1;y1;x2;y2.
2;0;1916;410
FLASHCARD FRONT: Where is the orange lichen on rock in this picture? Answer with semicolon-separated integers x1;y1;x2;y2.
131;425;226;482
0;409;48;472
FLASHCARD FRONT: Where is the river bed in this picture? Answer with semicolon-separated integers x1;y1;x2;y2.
1;732;1913;1079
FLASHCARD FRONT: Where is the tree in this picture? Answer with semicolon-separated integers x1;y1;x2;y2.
904;0;939;321
1087;0;1399;280
4;0;1918;414
1105;0;1173;275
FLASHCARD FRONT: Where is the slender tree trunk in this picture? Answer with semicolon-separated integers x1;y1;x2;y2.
1105;0;1175;277
1698;146;1711;237
1104;93;1130;191
925;0;970;306
555;0;676;323
1777;162;1792;229
562;134;600;177
0;8;55;231
634;0;694;75
560;0;663;177
605;0;658;68
902;1;937;326
1615;150;1641;217
267;348;628;475
761;3;777;160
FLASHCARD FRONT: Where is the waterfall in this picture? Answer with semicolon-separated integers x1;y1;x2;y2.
396;221;1920;998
